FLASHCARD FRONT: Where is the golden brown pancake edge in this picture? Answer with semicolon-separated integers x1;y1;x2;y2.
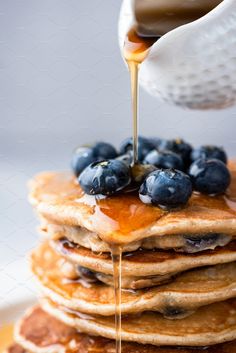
15;306;236;353
28;164;236;245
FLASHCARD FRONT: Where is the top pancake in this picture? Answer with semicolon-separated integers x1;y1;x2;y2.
28;162;236;245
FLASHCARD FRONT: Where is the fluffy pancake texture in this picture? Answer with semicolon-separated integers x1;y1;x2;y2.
14;306;236;353
51;237;236;277
41;221;232;253
31;241;236;316
28;163;236;245
42;298;236;346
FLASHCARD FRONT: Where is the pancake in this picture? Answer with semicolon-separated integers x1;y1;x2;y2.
51;237;236;277
42;298;236;346
15;305;236;353
28;163;236;246
77;268;175;290
42;220;232;253
31;242;236;317
5;345;26;353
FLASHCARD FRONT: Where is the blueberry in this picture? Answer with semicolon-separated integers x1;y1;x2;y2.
78;159;131;195
71;142;117;177
119;136;156;161
139;169;192;208
156;139;172;151
189;158;231;195
184;234;230;253
144;150;184;171
191;145;227;164
148;137;163;149
158;138;192;165
162;306;187;319
78;266;97;283
71;147;97;176
116;152;133;166
93;142;117;159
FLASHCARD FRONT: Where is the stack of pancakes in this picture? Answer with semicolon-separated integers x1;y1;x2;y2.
7;162;236;352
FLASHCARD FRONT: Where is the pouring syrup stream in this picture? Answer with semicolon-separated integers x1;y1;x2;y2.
109;27;157;353
128;60;139;165
124;28;157;165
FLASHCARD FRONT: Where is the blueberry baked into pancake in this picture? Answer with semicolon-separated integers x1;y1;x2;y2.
6;138;236;352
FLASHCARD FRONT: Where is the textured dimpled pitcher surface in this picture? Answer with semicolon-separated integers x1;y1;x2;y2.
119;0;236;109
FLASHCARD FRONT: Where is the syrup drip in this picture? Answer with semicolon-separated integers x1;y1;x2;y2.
111;246;122;353
110;35;157;350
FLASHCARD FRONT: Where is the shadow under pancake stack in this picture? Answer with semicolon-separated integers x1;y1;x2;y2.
6;143;236;353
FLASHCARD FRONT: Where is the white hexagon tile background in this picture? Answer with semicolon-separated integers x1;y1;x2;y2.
0;0;236;318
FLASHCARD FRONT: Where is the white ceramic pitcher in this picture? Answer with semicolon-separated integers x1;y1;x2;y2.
119;0;236;110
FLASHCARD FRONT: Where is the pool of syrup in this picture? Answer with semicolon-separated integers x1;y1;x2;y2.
80;174;236;240
0;324;13;352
